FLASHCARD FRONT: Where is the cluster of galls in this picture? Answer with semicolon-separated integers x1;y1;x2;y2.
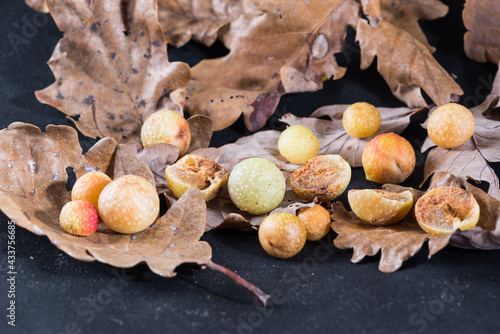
60;172;159;236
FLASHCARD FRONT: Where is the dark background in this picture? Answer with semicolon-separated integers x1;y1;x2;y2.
1;0;500;333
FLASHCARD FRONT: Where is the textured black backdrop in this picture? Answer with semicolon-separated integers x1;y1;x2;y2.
1;1;500;333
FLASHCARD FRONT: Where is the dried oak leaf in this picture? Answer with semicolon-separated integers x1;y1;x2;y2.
185;0;361;131
421;66;500;199
356;18;463;108
25;0;49;13
281;104;422;167
463;0;500;64
360;0;448;52
35;0;191;144
157;0;250;47
0;123;212;277
331;201;451;273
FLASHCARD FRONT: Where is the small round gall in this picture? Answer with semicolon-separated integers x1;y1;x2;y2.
98;175;159;234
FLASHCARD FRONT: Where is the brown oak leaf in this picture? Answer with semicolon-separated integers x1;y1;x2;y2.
421;66;500;199
330;201;451;273
356;19;463;108
360;0;448;52
281;104;422;167
0;123;212;277
157;0;250;47
463;0;500;64
35;0;191;144
25;0;49;13
185;0;361;131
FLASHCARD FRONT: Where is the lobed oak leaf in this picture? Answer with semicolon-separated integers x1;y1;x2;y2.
463;0;500;64
0;123;212;277
184;0;361;131
421;65;500;199
356;19;463;108
281;104;422;167
35;0;191;144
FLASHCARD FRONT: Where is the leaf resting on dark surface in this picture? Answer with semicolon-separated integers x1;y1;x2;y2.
0;123;211;277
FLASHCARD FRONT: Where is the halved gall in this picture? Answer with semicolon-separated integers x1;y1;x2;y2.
165;154;228;201
290;155;351;202
348;189;413;226
415;187;480;236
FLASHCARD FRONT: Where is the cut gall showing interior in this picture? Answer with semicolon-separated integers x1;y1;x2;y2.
290;155;351;202
415;187;480;235
165;154;228;201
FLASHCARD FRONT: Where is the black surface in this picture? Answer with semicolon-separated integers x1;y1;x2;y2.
1;1;500;333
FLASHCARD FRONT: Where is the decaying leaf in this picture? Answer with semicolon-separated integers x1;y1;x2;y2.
35;0;191;144
356;19;463;108
463;0;500;64
330;201;451;273
0;123;211;277
25;0;49;13
185;0;361;131
157;0;250;47
421;66;500;199
361;0;448;52
281;104;422;167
